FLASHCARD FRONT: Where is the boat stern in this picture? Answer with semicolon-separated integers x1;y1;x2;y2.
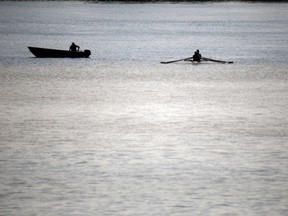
84;50;91;58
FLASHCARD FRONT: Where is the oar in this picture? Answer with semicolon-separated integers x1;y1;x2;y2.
161;56;193;64
201;57;233;64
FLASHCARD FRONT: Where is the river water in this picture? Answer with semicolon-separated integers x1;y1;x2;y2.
0;1;287;216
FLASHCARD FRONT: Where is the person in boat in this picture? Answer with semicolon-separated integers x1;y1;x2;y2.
69;42;80;52
192;49;202;62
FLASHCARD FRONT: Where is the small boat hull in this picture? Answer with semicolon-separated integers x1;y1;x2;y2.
28;47;91;58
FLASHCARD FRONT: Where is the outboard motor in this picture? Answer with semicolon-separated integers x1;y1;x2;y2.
84;50;91;58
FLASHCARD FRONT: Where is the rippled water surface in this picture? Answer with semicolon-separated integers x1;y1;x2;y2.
0;1;287;216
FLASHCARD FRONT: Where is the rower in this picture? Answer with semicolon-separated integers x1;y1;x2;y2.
192;49;202;62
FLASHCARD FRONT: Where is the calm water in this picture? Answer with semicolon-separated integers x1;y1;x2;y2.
0;1;287;216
